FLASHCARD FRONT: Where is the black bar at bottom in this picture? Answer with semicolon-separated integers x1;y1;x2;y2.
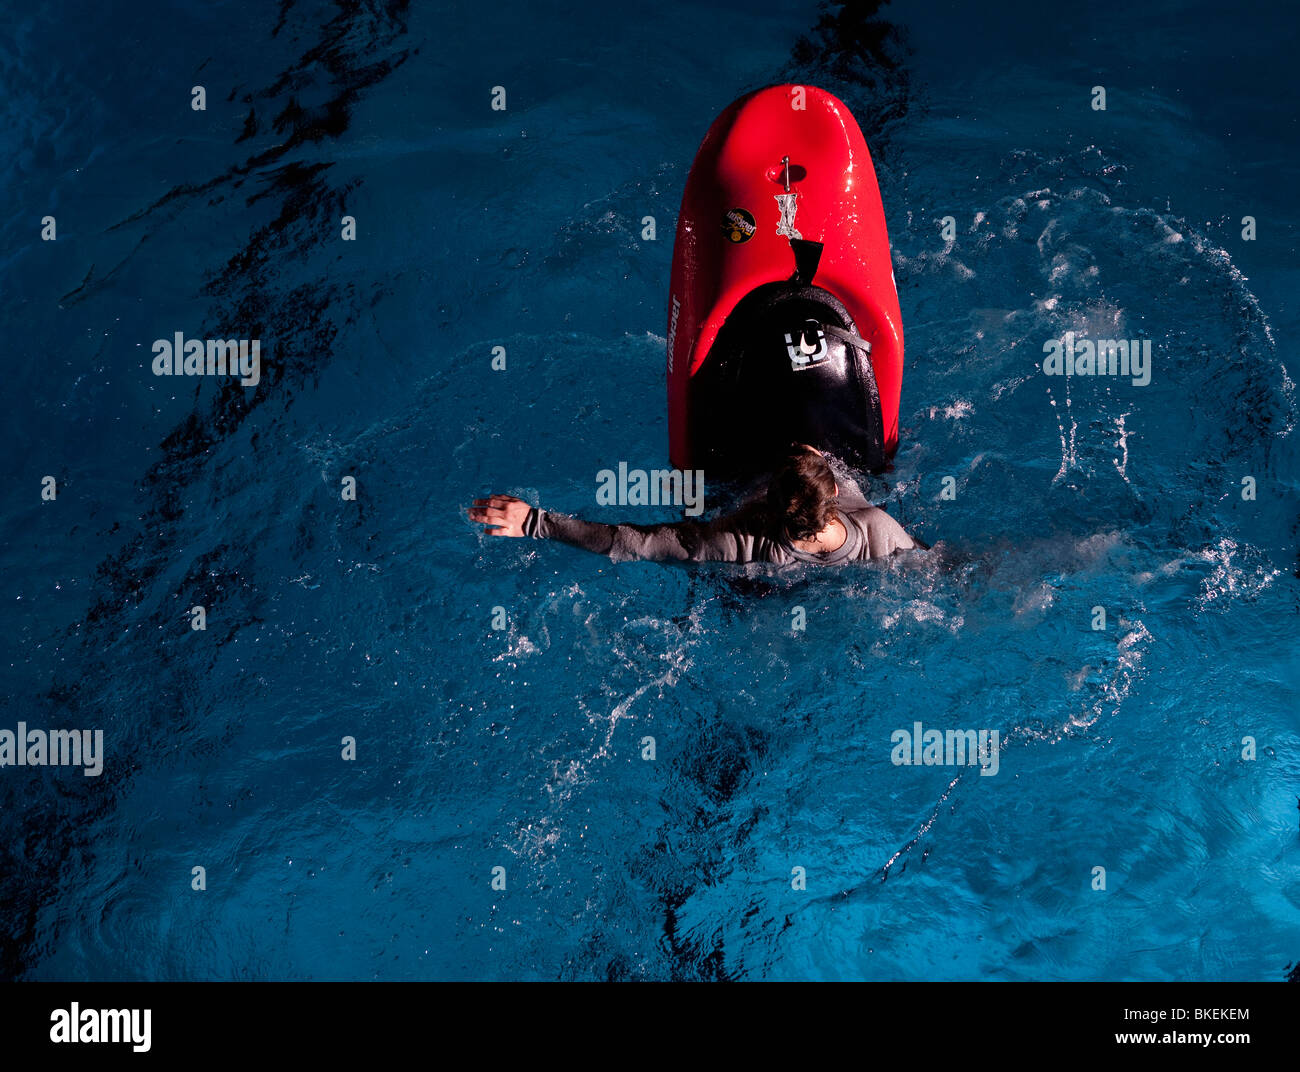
0;980;1289;1059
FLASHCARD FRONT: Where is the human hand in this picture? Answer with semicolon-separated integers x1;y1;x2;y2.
467;495;533;537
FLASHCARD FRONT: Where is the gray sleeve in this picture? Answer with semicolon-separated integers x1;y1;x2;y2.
846;506;918;558
526;508;767;563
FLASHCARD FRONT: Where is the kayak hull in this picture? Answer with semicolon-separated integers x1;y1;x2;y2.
667;84;904;475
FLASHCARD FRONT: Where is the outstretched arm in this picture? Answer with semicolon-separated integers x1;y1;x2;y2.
467;495;766;563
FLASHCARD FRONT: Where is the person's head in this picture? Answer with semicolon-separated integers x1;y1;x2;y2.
766;444;839;541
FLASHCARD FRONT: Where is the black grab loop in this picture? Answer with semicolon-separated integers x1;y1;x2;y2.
789;238;824;285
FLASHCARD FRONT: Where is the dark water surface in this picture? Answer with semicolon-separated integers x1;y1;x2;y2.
1;0;1296;980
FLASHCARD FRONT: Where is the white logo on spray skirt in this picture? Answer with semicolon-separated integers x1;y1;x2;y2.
785;321;827;370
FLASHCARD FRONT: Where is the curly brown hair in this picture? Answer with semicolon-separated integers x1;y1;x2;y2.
766;446;839;542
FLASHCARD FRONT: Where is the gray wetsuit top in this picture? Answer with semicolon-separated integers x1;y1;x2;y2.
522;480;917;564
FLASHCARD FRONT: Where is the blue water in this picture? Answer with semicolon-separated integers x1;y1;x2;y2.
2;0;1297;981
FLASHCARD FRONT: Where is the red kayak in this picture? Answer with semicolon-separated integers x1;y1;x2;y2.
666;84;904;476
